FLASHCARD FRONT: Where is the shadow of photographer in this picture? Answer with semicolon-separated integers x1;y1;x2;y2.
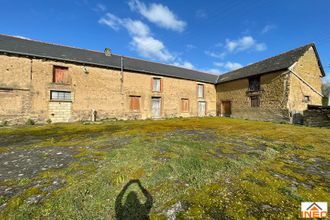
115;179;153;220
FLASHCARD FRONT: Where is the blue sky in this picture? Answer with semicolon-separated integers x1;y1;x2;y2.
1;0;330;81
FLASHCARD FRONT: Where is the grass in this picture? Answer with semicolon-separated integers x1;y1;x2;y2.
0;117;329;219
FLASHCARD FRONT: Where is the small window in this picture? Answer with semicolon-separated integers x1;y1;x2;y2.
303;96;310;102
50;90;71;101
249;77;260;92
251;95;260;107
181;98;189;112
130;96;141;112
152;78;161;92
197;84;204;98
53;66;69;84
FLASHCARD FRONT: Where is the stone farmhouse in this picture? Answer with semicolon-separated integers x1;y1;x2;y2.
0;34;325;124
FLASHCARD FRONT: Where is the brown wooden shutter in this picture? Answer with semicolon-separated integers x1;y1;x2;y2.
53;66;69;83
181;99;189;112
54;67;63;83
130;96;140;111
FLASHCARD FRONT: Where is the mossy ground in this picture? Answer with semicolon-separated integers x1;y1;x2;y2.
0;117;329;219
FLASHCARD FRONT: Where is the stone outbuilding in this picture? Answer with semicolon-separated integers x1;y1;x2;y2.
216;44;325;123
0;34;326;124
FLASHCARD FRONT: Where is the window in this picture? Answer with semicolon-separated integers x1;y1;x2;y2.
251;95;260;107
249;76;260;92
53;66;69;84
152;78;162;92
50;90;71;101
303;95;310;102
130;96;140;112
197;84;204;98
181;98;189;112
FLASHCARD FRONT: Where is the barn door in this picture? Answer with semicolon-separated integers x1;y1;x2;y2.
198;101;206;116
151;97;161;118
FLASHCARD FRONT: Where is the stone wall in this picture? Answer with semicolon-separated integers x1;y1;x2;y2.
288;47;323;113
303;106;330;127
48;101;72;123
216;70;290;122
0;54;216;124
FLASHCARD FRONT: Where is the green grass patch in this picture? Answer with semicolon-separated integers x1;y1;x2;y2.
0;117;329;219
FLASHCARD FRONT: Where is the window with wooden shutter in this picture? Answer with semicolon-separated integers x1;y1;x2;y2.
53;66;69;84
130;96;140;112
152;78;161;92
250;95;260;107
197;84;204;98
181;98;189;112
248;76;260;92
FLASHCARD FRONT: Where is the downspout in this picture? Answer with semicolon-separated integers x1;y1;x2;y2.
120;56;124;95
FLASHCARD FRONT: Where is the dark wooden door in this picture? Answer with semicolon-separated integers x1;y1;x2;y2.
221;101;231;117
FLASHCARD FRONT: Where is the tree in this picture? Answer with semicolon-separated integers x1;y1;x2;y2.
322;81;330;106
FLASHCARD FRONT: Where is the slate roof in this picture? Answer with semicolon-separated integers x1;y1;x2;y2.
0;34;325;85
217;43;325;84
0;34;218;83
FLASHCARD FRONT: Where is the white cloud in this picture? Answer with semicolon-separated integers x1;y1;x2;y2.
128;0;186;32
131;36;173;61
255;43;267;51
186;44;196;50
205;68;222;74
214;61;243;71
204;50;226;59
94;3;107;12
125;19;150;37
205;36;266;60
225;36;267;53
99;13;174;62
98;13;123;31
171;61;195;69
196;9;207;19
261;24;277;34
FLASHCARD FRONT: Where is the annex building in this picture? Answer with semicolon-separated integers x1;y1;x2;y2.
0;34;325;124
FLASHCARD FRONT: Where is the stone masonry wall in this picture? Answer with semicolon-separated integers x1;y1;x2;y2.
0;54;216;124
216;70;290;122
288;47;323;114
303;107;330;127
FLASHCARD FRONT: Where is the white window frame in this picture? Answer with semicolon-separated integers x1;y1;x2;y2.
50;90;72;101
153;78;161;92
197;84;204;98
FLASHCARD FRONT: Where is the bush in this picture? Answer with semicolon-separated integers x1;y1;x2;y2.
46;119;52;124
26;118;35;125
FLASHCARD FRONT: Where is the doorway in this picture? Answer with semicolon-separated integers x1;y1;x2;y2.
221;101;231;117
151;97;161;118
198;101;206;116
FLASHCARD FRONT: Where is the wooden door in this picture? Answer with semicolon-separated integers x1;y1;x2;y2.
198;101;206;116
221;101;231;117
151;97;161;118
